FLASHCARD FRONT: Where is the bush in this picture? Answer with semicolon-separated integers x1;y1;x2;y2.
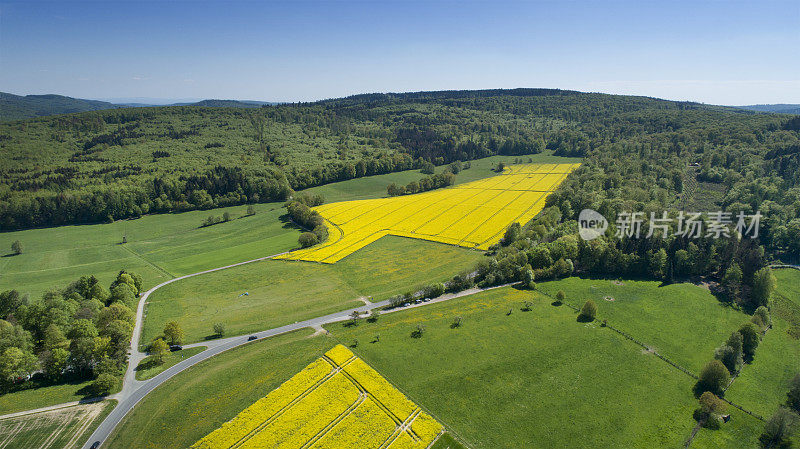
298;232;319;248
695;360;730;396
213;323;226;337
424;283;445;299
555;290;565;304
91;373;118;396
11;240;22;255
577;300;597;322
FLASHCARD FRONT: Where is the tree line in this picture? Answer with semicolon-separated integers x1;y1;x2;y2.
0;271;142;396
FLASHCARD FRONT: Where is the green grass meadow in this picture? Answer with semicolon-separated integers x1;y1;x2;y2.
724;268;800;419
536;277;748;374
142;236;484;345
107;281;751;449
135;346;207;381
0;202;300;299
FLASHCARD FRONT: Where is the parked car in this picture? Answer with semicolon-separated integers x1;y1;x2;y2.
169;345;182;352
247;335;258;341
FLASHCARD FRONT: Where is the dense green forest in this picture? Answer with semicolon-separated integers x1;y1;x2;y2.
0;92;121;122
1;89;799;262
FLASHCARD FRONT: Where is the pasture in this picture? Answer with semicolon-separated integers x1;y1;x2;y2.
536;277;748;373
192;345;442;449
278;163;579;263
723;268;800;418
141;236;484;345
107;279;759;448
0;202;298;299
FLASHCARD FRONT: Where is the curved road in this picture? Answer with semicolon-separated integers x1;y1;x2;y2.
81;249;509;448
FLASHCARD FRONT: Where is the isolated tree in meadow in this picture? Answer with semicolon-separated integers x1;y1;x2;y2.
150;338;169;364
10;240;22;255
739;322;761;362
759;407;799;449
578;299;597;322
213;323;226;337
247;205;256;216
496;162;506;172
163;321;184;345
222;211;231;222
751;268;776;308
555;290;566;304
298;232;318;248
696;360;730;396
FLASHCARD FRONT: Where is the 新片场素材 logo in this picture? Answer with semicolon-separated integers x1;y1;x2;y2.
578;209;608;241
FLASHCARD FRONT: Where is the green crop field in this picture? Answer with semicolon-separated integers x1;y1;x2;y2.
141;235;484;345
536;277;749;373
106;279;761;448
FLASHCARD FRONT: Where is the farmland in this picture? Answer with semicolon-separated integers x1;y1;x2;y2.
141;236;484;345
192;345;442;449
278;162;580;263
107;279;758;448
0;401;114;449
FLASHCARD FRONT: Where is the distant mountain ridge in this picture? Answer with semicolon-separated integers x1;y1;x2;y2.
736;104;800;114
0;92;121;121
0;92;278;121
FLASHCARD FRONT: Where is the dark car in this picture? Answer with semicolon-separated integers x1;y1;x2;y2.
247;335;258;341
90;442;101;449
169;345;182;352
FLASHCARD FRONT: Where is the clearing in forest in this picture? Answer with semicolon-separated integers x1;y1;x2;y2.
277;163;580;263
191;345;443;449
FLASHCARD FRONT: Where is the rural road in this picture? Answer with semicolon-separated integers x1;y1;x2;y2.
80;248;509;449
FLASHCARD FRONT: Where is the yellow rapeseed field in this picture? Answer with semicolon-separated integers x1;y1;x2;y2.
191;345;443;449
277;162;580;263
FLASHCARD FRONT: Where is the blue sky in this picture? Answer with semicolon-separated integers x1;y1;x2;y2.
1;0;798;105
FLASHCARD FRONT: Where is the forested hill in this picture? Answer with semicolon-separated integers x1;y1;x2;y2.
0;92;121;121
1;88;799;258
737;104;800;114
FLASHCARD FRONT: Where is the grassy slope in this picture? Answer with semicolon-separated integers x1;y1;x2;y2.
106;329;332;449
0;378;115;415
724;269;800;418
109;281;735;449
141;236;484;344
0;202;298;298
135;347;206;381
536;277;748;374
